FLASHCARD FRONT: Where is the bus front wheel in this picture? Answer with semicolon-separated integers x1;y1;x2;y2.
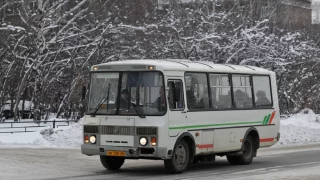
164;140;190;174
100;155;125;170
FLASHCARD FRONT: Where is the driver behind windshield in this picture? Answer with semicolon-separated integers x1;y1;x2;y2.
117;89;129;109
151;87;166;112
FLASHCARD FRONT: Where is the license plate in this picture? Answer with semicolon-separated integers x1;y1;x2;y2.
106;151;126;157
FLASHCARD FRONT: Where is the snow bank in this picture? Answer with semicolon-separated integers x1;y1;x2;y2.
38;118;83;148
0;130;47;147
0;118;83;148
275;108;320;146
2;109;320;149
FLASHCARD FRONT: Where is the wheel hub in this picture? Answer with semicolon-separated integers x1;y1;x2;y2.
175;145;186;167
243;139;253;159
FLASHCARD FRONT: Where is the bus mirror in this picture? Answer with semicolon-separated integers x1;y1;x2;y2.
82;86;87;100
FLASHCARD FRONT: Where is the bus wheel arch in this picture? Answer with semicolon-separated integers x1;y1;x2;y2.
227;128;259;165
242;127;260;157
164;132;195;173
176;132;196;164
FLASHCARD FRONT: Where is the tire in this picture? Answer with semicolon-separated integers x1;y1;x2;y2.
193;156;200;164
164;140;190;174
227;135;255;165
237;135;255;165
226;155;239;165
100;155;125;170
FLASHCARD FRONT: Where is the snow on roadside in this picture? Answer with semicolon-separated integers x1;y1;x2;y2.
2;109;320;148
275;108;320;147
37;118;83;148
0;130;51;147
0;119;83;148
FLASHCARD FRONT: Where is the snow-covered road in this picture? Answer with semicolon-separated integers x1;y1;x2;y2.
1;144;320;180
1;109;320;179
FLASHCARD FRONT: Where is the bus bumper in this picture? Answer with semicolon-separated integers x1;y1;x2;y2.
276;132;281;141
81;144;169;159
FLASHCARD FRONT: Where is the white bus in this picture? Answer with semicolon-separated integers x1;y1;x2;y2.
81;59;280;174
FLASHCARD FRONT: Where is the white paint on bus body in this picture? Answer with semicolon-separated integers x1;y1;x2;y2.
85;59;280;158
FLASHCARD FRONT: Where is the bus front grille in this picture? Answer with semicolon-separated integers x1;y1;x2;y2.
84;125;99;133
136;127;157;135
100;126;157;136
101;126;134;135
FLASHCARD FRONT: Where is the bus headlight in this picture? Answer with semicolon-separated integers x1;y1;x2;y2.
139;137;148;146
89;135;96;144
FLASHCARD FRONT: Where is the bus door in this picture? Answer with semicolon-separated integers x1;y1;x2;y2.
167;79;187;137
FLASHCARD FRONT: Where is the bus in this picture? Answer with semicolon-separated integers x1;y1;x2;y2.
81;59;280;174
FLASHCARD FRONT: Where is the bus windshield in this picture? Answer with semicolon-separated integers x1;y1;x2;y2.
88;71;166;116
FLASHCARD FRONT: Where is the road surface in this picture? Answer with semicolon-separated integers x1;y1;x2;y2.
1;144;320;180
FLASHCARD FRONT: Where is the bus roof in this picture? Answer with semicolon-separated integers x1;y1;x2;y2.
93;59;274;75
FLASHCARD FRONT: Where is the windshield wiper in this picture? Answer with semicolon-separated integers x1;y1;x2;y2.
131;102;145;118
130;85;145;118
91;83;110;117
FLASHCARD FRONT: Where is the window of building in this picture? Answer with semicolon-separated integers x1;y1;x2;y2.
185;73;210;110
252;76;272;107
209;74;232;109
29;1;38;14
232;75;253;108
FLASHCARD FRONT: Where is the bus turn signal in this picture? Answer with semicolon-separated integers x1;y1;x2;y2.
151;137;157;146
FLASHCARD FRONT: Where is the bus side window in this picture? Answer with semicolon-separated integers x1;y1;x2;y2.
185;73;210;110
209;74;232;109
232;75;253;108
252;76;273;107
168;80;184;110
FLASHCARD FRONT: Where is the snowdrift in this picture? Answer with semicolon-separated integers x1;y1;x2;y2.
275;108;320;146
0;119;84;148
36;119;84;148
1;109;320;148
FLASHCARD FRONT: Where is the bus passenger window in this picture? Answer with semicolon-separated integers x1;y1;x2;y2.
209;74;232;109
232;75;253;108
185;73;210;110
252;76;273;107
168;80;184;110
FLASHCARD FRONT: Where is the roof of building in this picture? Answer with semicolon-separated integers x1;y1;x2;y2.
93;59;274;75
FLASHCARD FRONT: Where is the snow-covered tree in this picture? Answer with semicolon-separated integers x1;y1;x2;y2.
0;0;319;119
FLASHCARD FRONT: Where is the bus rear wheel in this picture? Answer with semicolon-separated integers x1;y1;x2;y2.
100;155;125;170
164;140;190;174
227;136;255;165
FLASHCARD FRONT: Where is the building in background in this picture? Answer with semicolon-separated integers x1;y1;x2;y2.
278;0;320;37
312;0;320;24
156;0;320;38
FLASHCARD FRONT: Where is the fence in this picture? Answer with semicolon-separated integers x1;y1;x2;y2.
280;115;292;119
0;120;78;134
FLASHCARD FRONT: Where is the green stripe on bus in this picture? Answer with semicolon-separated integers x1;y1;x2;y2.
169;121;262;130
265;114;271;124
263;116;268;125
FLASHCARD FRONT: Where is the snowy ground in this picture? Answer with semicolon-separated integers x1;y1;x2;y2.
0;114;81;148
0;117;75;134
1;109;320;148
275;109;320;147
1;145;320;180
